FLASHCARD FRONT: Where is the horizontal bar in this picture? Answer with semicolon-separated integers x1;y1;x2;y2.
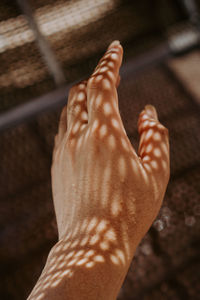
0;42;172;133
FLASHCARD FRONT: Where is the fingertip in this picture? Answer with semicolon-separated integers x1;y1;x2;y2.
145;105;158;120
107;40;120;50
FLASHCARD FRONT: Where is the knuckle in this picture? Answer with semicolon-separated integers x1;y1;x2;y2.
87;76;103;90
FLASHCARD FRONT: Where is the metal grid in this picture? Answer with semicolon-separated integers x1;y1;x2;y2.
0;0;200;299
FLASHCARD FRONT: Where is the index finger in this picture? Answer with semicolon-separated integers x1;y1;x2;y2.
87;40;123;122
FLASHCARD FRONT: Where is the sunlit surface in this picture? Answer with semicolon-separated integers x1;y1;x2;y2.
0;0;116;53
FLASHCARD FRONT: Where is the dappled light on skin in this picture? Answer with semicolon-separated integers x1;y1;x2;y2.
28;42;170;300
103;102;113;115
28;217;128;300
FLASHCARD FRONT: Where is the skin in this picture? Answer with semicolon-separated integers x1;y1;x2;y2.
28;41;170;300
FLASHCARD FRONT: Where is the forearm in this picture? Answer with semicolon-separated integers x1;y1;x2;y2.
28;233;133;300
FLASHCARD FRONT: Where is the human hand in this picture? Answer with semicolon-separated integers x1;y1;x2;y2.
28;41;170;300
49;40;170;299
52;41;169;248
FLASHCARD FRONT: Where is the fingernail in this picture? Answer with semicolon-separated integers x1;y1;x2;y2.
108;40;120;50
145;105;158;120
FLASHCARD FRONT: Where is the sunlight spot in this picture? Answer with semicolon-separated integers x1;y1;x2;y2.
96;219;108;233
149;121;156;127
154;148;161;157
85;249;95;257
153;132;161;141
87;217;98;232
92;94;102;109
115;249;126;265
78;84;85;90
51;278;62;287
99;60;107;67
91;119;99;133
105;228;117;242
66;251;75;260
146;143;153;153
96;74;103;83
89;234;100;245
139;132;145;145
143;155;150;162
37;293;45;300
74;104;81;116
43;281;50;289
111;196;121;216
157;124;164;130
145;129;153;141
108;61;114;68
68;258;78;266
118;156;126;179
59;261;67;268
76;136;83;150
94;255;105;263
161;142;169;156
111;53;118;60
111;118;119;129
121;137;128;150
81;111;88;121
80;236;89;246
100;241;109;250
75;250;84;257
103;78;111;90
62;269;71;276
52;271;61;280
108;135;116;149
43;274;51;283
141;113;149;121
63;242;70;250
76;257;88;266
49;255;56;264
84;128;90;140
130;158;138;172
161;159;168;170
150;160;158;169
139;164;149;183
92;68;99;76
107;70;115;81
81;219;89;232
110;254;119;264
100;66;108;73
103;54;111;61
71;239;79;248
77;92;85;101
103;102;112;115
58;254;65;262
80;124;87;132
54;244;62;253
103;164;111;185
86;261;95;268
99;124;108;138
143;162;151;172
48;265;56;272
72;121;80;134
142;120;149;128
71;223;80;239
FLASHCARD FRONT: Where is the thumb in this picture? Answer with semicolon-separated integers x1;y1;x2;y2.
138;105;170;180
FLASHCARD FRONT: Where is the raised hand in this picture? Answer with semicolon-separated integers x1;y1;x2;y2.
28;41;170;300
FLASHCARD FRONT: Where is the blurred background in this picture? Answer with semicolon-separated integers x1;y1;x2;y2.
0;0;200;299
